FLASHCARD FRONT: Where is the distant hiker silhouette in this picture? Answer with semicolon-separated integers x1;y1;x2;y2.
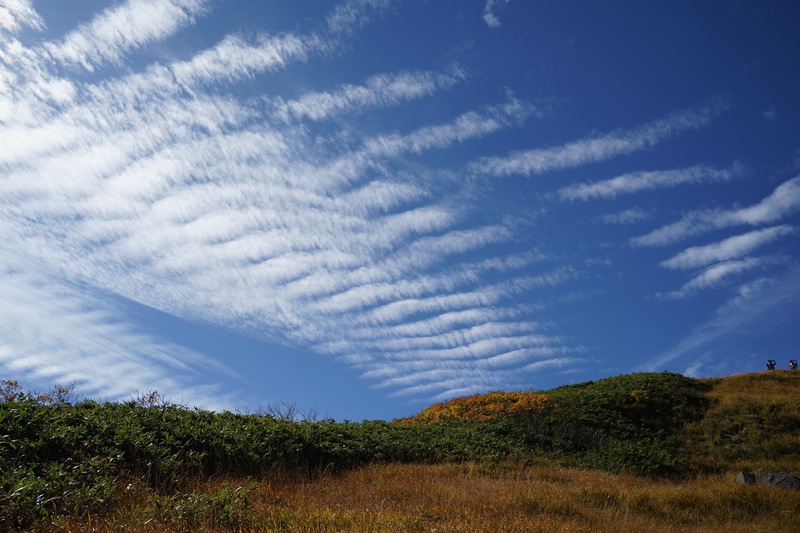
790;359;798;370
766;359;776;371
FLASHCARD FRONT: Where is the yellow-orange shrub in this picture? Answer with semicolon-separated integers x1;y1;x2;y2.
405;391;550;423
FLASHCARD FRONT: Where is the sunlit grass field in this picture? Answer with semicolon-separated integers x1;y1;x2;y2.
58;463;800;532
4;371;800;531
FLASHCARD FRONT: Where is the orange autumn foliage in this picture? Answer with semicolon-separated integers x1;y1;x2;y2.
404;391;550;423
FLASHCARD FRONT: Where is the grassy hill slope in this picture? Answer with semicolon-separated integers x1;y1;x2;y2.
1;371;799;531
681;371;800;474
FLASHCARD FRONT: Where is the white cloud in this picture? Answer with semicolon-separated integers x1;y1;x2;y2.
559;164;736;202
344;307;531;346
632;175;800;246
274;68;466;123
0;0;584;403
0;28;76;119
362;97;540;159
8;0;780;406
171;33;312;88
325;0;395;36
660;225;796;270
643;264;800;370
483;0;511;29
0;0;43;33
657;258;769;300
43;0;209;70
597;208;649;225
471;100;728;177
0;255;240;410
725;176;800;225
379;354;583;400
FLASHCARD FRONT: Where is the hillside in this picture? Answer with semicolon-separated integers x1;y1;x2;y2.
681;371;800;474
1;371;799;531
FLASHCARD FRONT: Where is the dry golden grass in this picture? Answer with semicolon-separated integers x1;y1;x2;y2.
685;371;800;473
704;370;800;406
51;462;800;533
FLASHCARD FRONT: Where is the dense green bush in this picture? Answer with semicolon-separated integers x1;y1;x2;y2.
536;372;713;475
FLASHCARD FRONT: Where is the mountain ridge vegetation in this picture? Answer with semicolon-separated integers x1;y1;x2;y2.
1;370;799;531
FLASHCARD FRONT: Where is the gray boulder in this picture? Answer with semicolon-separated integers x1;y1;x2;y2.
736;472;800;491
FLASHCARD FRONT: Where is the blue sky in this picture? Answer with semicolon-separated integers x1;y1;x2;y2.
1;0;799;421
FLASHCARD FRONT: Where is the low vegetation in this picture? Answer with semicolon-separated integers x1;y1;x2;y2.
1;370;798;531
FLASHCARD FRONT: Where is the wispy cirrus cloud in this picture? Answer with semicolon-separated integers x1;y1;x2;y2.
471;99;728;178
6;0;785;411
171;33;313;87
633;176;800;246
644;264;800;370
483;0;511;29
559;164;738;202
657;257;771;300
363;97;538;158
274;68;466;123
0;0;42;32
325;0;396;37
42;0;210;70
0;254;240;410
376;354;581;401
597;208;650;225
660;225;796;270
0;0;586;404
